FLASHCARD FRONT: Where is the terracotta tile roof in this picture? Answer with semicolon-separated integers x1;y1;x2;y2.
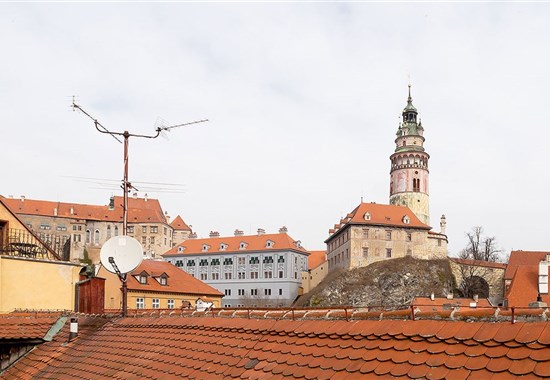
505;250;550;280
506;265;550;307
1;196;168;224
307;250;327;270
163;233;309;256
450;257;507;270
326;202;430;241
170;215;192;231
126;260;223;297
4;310;550;379
0;313;63;340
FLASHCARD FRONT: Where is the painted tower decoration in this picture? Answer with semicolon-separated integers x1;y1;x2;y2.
389;86;430;225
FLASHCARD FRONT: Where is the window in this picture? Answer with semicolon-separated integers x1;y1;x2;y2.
159;276;167;285
279;270;284;278
278;289;283;296
264;289;272;296
178;246;184;253
224;273;232;280
362;247;369;258
142;236;147;245
386;231;392;240
152;298;160;309
212;273;220;280
238;289;245;296
142;226;147;233
250;271;259;279
220;243;227;251
364;212;371;221
277;256;285;263
264;271;272;279
438;239;442;247
239;242;247;250
249;257;259;264
225;289;231;296
407;232;412;241
237;257;246;265
403;216;411;225
106;225;111;239
167;299;174;309
139;275;147;284
94;230;100;244
386;248;392;258
202;244;209;252
127;226;134;233
56;225;67;231
136;298;145;309
150;236;155;245
266;240;274;248
199;259;208;266
223;258;233;265
73;234;81;242
413;178;420;192
200;273;207;280
238;272;246;279
263;256;273;264
86;230;91;243
151;226;158;233
40;224;51;230
211;258;220;266
175;260;183;267
164;227;167;235
251;289;258;296
187;260;195;267
114;226;119;236
362;228;369;237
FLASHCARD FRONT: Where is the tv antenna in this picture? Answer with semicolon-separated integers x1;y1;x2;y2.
71;96;208;235
100;236;143;317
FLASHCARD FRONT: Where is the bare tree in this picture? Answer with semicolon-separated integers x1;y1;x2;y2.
462;226;501;262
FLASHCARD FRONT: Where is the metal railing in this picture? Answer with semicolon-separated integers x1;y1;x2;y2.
0;228;61;260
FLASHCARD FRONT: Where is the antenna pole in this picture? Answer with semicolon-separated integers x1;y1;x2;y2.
109;256;128;317
123;131;130;236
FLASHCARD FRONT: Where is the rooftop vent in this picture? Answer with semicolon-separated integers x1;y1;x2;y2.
234;229;244;236
209;231;220;238
257;228;265;236
279;226;288;234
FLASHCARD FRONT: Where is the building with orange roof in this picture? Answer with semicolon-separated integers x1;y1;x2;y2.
2;194;191;263
301;250;327;293
163;228;309;307
0;198;83;313
326;88;447;272
97;259;223;310
504;250;550;307
170;214;192;247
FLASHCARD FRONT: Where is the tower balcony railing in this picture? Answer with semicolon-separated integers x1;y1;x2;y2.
0;228;61;260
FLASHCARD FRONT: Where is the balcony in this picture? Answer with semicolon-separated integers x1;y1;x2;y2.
0;228;61;260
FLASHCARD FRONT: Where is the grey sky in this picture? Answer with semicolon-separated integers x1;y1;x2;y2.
2;3;549;256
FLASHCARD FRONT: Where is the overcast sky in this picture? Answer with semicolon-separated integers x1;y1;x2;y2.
2;3;549;256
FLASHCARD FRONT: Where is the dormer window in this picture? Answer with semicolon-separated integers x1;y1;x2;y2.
239;242;247;250
177;246;184;253
157;274;168;286
202;244;210;252
220;243;227;251
266;240;274;248
403;215;410;224
136;272;148;284
294;240;302;248
364;212;371;221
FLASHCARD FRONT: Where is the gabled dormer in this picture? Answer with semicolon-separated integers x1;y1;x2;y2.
153;272;169;286
135;271;149;284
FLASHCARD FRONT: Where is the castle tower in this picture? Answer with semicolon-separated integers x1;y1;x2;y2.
389;86;430;225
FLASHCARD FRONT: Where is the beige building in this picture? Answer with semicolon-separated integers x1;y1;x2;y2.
2;195;192;263
97;259;223;310
449;258;506;305
326;202;447;271
301;250;327;294
0;197;83;313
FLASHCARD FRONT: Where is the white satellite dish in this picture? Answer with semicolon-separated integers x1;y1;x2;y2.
100;236;143;274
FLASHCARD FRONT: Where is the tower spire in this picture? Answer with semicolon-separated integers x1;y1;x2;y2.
408;84;412;104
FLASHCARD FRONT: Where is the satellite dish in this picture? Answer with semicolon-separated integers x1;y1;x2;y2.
100;236;143;274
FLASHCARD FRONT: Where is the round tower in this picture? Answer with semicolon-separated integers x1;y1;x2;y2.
389;85;430;225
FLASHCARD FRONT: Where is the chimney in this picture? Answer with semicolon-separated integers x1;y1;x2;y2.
20;195;25;202
209;231;220;238
53;207;58;217
144;193;148;202
473;294;479;302
133;192;138;199
70;207;74;215
279;226;288;234
108;196;115;210
165;211;170;224
68;317;78;342
446;293;453;300
234;229;244;236
440;214;447;234
189;232;197;239
430;292;435;301
257;228;265;236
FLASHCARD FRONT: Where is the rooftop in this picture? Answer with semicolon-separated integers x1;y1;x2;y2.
4;308;550;379
307;250;327;270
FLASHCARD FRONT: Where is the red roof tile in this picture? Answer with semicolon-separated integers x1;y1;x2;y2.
0;313;62;340
118;260;222;297
4;312;550;379
307;250;327;270
326;202;431;241
2;196;168;224
505;250;550;279
163;232;309;256
170;215;192;231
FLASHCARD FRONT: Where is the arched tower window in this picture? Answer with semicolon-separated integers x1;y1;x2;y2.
413;178;420;192
94;230;100;244
107;225;112;239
